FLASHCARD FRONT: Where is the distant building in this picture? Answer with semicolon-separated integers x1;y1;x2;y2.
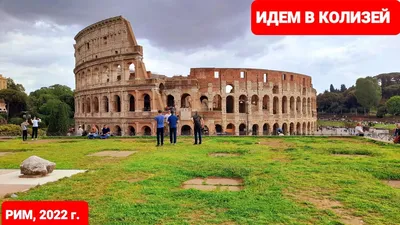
0;74;7;113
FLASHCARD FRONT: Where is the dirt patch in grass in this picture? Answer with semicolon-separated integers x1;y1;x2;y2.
87;151;137;157
182;177;244;192
258;140;294;149
0;152;13;157
383;180;400;188
272;156;291;162
287;191;364;225
209;153;241;157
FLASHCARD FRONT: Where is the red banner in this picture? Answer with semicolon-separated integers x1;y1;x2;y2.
251;0;400;35
1;201;89;225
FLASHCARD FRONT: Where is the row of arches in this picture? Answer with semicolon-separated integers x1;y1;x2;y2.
77;92;316;117
80;121;316;137
75;62;137;89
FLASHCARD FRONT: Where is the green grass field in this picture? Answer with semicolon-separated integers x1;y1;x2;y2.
0;137;399;225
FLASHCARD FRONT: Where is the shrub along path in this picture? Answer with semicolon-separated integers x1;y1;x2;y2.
0;136;399;225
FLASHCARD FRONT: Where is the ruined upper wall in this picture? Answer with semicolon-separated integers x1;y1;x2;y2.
73;16;143;67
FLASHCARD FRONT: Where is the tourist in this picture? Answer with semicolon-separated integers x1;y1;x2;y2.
101;125;111;139
355;123;364;136
192;111;204;145
88;125;99;139
76;125;83;136
167;111;179;144
154;110;165;146
31;117;41;140
276;128;284;136
393;123;400;144
164;109;171;137
21;120;29;141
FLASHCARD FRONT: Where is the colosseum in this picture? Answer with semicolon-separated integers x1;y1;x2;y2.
74;16;318;136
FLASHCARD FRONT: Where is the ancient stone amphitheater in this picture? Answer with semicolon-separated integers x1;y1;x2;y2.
74;16;317;136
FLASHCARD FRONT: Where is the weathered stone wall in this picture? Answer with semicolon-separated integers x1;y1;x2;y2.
74;16;318;136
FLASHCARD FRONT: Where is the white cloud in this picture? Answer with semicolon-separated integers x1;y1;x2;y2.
1;19;399;94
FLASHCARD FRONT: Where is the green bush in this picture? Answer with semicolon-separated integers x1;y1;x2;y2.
9;117;24;125
0;124;46;137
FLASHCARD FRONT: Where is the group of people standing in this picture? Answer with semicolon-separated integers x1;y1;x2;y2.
20;117;41;141
154;110;204;147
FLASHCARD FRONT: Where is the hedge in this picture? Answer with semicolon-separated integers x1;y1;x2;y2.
0;124;46;137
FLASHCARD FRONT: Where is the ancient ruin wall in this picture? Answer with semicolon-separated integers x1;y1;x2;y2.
74;16;317;136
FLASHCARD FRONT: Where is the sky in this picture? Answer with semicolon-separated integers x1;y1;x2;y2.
0;0;399;94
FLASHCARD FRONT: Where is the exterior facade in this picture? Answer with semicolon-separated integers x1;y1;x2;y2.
0;74;7;113
74;16;317;136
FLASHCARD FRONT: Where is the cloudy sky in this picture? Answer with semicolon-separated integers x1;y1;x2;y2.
0;0;399;94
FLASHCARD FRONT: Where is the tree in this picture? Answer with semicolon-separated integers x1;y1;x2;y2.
330;84;335;92
376;104;387;118
386;96;400;116
0;89;28;118
355;77;382;113
46;99;71;136
7;78;25;92
340;84;347;92
382;84;400;99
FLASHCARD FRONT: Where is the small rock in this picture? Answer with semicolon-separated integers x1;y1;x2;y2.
20;156;56;176
11;194;18;198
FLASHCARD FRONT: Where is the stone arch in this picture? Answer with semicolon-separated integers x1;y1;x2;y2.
102;96;109;112
143;94;151;111
181;93;192;108
263;95;269;111
307;98;311;116
282;123;288;135
102;66;110;83
290;123;295;135
251;95;259;112
226;96;234;113
290;97;295;114
128;126;136;136
302;122;307;135
226;84;234;94
142;126;152;136
113;95;121;112
273;85;279;94
215;124;223;133
302;97;307;115
282;96;288;114
129;63;136;79
226;123;235;135
159;83;165;95
307;122;311;134
115;64;122;81
93;97;99;113
296;97;301;113
273;123;279;135
203;125;209;135
129;94;135;112
114;125;122;136
181;125;192;136
273;97;279;114
81;100;85;114
213;95;222;111
167;95;175;107
86;97;91;113
94;68;100;84
239;124;246;136
263;123;270;135
239;95;248;113
252;124;259;136
296;122;301;135
200;96;209;111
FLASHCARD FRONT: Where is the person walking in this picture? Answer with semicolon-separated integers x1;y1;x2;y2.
167;111;179;144
154;110;165;146
21;120;29;141
31;117;41;140
192;111;204;145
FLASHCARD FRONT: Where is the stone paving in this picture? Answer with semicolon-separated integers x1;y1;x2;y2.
0;169;86;198
182;177;244;192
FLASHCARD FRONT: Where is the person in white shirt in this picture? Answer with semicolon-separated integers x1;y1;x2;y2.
355;123;364;136
76;125;83;136
31;117;41;140
164;109;171;137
